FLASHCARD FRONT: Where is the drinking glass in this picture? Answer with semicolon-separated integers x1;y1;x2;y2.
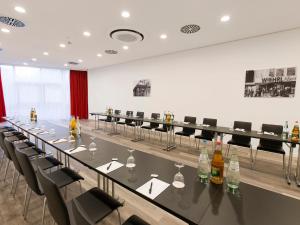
173;163;185;188
126;149;136;168
89;136;97;160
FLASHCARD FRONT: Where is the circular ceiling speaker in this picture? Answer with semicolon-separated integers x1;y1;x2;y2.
110;29;144;43
105;49;118;55
180;24;200;34
0;16;25;27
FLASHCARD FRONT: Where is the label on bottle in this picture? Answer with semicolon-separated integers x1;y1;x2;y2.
211;166;220;177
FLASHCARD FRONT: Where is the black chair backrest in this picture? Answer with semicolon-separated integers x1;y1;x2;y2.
260;124;283;148
4;138;23;175
72;199;94;225
37;167;70;225
0;128;15;150
15;149;43;195
232;121;252;144
150;113;160;128
125;111;134;124
182;116;196;134
136;112;144;126
114;110;121;122
201;118;217;140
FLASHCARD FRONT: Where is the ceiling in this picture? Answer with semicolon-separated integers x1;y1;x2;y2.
1;0;300;70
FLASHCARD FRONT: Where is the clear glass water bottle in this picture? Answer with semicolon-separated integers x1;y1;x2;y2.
282;121;288;139
198;144;210;183
226;149;240;192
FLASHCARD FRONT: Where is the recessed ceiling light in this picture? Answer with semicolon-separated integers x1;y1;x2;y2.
23;62;28;66
97;53;102;57
160;34;167;39
220;15;230;23
78;59;83;63
64;63;68;67
1;28;10;33
31;58;37;62
123;45;129;50
83;31;91;37
121;11;130;18
43;52;49;56
14;6;26;14
59;43;66;48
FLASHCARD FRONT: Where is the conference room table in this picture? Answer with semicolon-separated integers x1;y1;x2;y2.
3;117;300;225
90;112;300;186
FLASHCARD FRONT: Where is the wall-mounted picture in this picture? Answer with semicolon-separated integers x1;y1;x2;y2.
133;79;151;97
244;67;296;98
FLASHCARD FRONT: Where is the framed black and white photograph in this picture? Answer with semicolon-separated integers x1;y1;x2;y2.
133;79;151;97
244;67;297;98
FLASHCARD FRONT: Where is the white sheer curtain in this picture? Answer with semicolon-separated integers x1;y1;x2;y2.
1;65;70;120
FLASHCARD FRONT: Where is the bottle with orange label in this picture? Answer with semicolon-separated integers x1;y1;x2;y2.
210;135;224;185
291;121;299;142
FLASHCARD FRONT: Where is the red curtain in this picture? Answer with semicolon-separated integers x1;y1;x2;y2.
70;70;88;119
0;68;6;122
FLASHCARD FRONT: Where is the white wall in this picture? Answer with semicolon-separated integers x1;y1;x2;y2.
88;28;300;132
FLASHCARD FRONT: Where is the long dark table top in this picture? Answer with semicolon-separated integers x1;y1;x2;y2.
5;118;300;225
91;112;300;145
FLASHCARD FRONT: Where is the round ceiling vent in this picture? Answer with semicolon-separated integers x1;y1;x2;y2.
0;48;3;52
110;29;144;43
0;16;25;27
67;61;79;65
105;49;118;55
180;24;200;34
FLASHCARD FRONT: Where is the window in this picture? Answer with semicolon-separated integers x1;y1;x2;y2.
1;65;70;120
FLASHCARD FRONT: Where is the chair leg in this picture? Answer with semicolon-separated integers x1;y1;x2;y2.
42;197;47;225
250;145;253;164
13;173;20;197
0;153;5;172
10;168;16;194
189;137;192;148
117;209;122;225
78;181;82;193
24;189;32;220
23;185;29;216
283;154;286;171
179;136;181;145
3;160;10;183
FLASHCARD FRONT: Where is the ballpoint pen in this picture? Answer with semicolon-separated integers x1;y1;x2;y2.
149;182;153;194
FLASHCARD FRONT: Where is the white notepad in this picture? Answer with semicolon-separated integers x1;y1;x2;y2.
96;161;124;174
49;138;68;144
136;178;170;200
65;146;87;154
38;131;49;135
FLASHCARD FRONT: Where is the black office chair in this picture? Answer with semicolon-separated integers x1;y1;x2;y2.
155;124;169;143
117;111;134;135
16;149;84;223
0;127;16;171
175;116;197;147
37;167;123;225
4;137;62;197
1;133;27;183
226;121;253;162
195;118;217;150
141;113;160;140
73;196;149;225
126;112;144;138
254;124;285;171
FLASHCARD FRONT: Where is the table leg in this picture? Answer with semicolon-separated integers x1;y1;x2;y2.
97;174;100;188
286;145;294;185
295;144;300;187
